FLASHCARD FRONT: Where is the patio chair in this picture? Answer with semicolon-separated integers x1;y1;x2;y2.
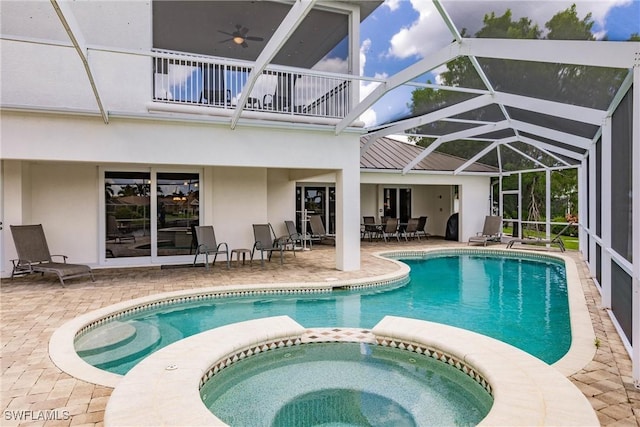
468;216;503;246
506;222;575;252
192;225;230;269
107;215;136;243
283;220;308;251
10;224;95;286
252;223;284;267
362;216;380;241
308;215;335;245
381;218;405;242
416;216;429;239
404;218;421;240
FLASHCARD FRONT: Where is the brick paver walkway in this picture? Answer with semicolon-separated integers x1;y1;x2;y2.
1;240;638;426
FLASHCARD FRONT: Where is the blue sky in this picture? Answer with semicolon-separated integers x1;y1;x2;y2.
356;0;640;127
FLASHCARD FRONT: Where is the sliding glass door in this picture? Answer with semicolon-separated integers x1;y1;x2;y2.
103;169;200;263
156;172;199;257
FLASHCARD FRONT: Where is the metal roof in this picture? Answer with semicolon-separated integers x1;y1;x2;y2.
360;136;498;173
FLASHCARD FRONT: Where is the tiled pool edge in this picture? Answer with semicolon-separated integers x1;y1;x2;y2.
103;316;599;427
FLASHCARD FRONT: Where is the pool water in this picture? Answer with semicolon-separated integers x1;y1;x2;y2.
200;342;493;427
76;253;571;374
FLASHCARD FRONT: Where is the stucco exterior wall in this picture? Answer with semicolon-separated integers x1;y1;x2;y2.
0;112;362;275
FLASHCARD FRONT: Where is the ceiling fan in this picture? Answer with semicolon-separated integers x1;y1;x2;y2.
218;24;264;48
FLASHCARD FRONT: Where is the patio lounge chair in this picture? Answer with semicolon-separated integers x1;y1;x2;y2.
468;216;503;246
506;222;575;252
252;223;284;267
10;224;95;286
192;225;230;269
308;215;335;245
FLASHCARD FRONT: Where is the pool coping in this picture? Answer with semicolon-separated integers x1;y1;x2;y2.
103;315;598;426
49;248;597;424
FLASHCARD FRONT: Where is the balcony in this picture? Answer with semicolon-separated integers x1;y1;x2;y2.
151;51;354;124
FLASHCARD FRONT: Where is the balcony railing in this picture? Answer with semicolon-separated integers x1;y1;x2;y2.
152;51;353;120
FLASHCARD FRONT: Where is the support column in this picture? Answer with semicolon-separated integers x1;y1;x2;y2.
578;163;587;256
588;144;597;277
335;166;360;271
1;160;26;278
601;116;612;308
631;66;639;389
545;169;551;243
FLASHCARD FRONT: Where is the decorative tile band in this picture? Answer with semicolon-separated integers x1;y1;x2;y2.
375;336;494;397
337;275;409;291
198;336;303;389
74;287;332;339
381;248;565;266
198;332;494;399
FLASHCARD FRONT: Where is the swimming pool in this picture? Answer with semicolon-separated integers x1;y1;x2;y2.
74;249;570;375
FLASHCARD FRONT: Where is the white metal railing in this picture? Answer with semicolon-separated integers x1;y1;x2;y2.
152;51;352;119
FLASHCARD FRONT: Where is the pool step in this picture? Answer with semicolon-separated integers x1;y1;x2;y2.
76;321;137;356
78;322;161;370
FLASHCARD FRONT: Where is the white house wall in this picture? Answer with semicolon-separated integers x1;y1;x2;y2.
1;112;362;275
411;185;452;237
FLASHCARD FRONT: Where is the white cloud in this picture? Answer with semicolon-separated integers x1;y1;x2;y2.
387;0;454;59
360;38;372;75
360;108;378;127
313;56;349;74
384;0;402;11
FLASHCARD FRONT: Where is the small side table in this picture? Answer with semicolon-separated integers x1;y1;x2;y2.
231;248;252;266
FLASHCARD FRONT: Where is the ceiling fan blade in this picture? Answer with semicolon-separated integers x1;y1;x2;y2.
218;30;235;36
245;36;264;41
241;41;249;48
219;38;233;43
240;27;250;35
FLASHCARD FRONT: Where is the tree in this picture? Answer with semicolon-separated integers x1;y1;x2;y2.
409;4;629;220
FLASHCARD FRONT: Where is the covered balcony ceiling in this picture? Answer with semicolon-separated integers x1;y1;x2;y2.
153;1;380;68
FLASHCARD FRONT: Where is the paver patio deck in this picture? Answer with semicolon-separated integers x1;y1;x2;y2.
1;239;638;426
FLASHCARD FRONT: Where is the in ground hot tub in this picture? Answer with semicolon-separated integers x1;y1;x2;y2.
200;341;492;426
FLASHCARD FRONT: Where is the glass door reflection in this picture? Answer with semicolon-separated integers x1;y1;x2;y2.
156;173;199;257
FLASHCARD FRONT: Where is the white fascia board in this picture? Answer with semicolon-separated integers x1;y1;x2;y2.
494;92;605;125
231;0;316;129
519;135;584;160
336;41;461;133
401;120;509;174
461;38;640;69
510;119;591;150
